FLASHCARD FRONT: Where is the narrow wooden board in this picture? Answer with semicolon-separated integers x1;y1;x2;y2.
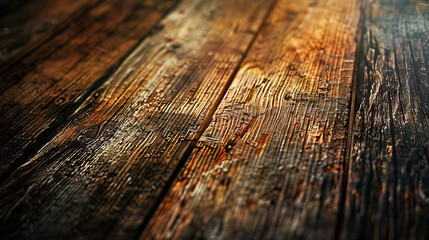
0;0;274;239
142;0;360;239
0;0;97;63
0;0;178;180
344;0;429;239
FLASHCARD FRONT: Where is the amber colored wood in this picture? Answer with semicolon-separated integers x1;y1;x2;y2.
343;0;429;239
0;0;97;63
0;0;178;180
141;0;361;239
0;0;274;238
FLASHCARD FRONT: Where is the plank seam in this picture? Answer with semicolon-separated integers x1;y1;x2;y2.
133;0;280;239
334;0;365;239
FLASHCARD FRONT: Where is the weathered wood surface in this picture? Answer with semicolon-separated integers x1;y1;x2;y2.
344;0;429;239
0;0;97;63
1;0;429;239
0;0;275;239
0;0;178;181
142;0;360;239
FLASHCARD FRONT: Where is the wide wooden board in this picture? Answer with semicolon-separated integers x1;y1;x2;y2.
343;0;429;239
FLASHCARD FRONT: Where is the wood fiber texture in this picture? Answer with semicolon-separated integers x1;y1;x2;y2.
344;0;429;239
142;0;360;239
1;0;428;239
0;0;274;238
0;0;178;180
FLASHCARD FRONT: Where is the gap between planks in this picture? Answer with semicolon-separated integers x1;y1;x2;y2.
132;0;280;238
334;0;365;238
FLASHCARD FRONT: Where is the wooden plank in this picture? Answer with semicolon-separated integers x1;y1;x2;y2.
0;0;274;239
343;0;429;239
141;0;361;239
0;0;178;180
0;0;98;63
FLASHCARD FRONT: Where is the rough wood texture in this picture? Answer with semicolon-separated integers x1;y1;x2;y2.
0;0;274;239
0;0;178;181
0;0;97;62
142;0;360;239
2;0;429;239
344;0;429;239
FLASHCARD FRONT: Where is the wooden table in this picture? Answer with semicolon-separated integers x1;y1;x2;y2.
0;0;428;239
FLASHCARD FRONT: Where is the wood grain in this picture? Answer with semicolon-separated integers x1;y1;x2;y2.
0;0;97;63
343;0;429;239
142;0;360;239
0;0;274;239
0;0;178;180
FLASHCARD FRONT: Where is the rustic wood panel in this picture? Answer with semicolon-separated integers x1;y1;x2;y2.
142;0;360;239
343;0;429;239
0;0;178;181
0;0;97;63
0;0;274;239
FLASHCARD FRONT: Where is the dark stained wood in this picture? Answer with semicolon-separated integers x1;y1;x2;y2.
0;0;275;239
141;0;361;239
0;0;178;180
343;0;429;239
0;0;98;63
